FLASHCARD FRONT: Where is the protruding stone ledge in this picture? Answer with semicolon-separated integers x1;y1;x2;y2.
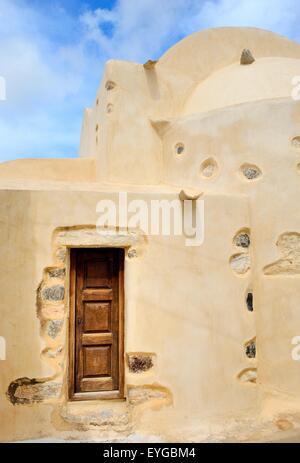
179;189;203;201
240;49;255;65
150;119;171;138
127;383;172;407
53;225;147;250
60;401;130;430
143;60;158;70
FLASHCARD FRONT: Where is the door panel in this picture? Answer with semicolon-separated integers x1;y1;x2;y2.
83;302;111;332
83;345;111;377
69;248;124;400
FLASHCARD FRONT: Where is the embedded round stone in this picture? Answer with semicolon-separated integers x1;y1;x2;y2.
107;103;114;113
234;230;251;248
245;340;256;358
175;143;184;155
292;136;300;149
128;249;138;259
105;81;116;91
47;320;64;339
230;253;250;275
200;158;218;179
241;163;261;180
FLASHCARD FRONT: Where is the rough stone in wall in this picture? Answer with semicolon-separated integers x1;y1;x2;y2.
230;253;251;275
127;353;155;373
54;246;67;264
200;158;218;178
127;384;172;407
31;260;67;402
276;419;294;431
234;230;251;248
175;143;185;155
128;249;138;259
263;232;300;275
60;403;130;430
105;80;116;91
107;103;114;114
246;292;254;312
240;49;255;65
46;319;64;339
237;368;257;384
6;377;62;405
240;163;262;180
47;267;66;279
292;136;300;149
245;338;256;358
41;285;65;302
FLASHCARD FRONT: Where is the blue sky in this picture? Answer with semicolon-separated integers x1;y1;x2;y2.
0;0;299;162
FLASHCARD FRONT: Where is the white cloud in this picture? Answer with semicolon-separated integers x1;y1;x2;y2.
79;0;300;60
0;0;98;159
190;0;300;40
79;0;190;61
0;0;299;161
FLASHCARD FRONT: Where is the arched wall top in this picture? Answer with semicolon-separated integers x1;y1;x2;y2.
182;57;300;116
157;27;300;82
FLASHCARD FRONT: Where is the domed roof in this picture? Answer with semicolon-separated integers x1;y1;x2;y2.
155;27;300;118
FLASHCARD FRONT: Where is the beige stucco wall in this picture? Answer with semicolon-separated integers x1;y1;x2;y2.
1;27;300;442
0;188;258;442
0;158;96;182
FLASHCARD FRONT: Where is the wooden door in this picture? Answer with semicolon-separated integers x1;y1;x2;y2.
69;248;124;400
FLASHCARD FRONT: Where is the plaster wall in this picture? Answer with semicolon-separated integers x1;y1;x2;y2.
0;189;257;442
